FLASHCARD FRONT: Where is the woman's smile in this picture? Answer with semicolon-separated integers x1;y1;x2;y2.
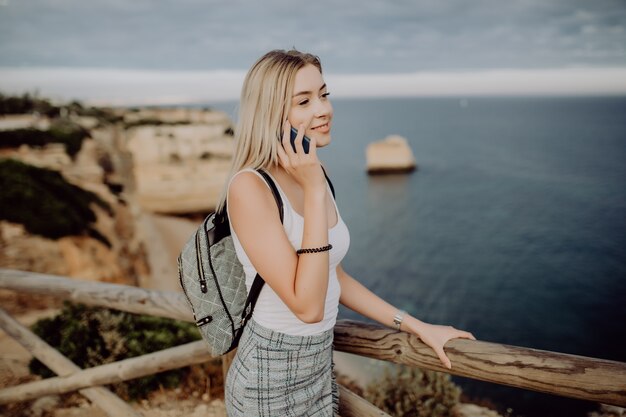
311;121;331;134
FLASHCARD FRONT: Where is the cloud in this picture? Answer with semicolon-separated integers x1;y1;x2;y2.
0;0;625;73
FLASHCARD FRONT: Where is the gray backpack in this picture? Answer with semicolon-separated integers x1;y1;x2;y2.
177;169;283;356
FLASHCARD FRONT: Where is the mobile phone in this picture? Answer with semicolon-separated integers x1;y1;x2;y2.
289;127;311;154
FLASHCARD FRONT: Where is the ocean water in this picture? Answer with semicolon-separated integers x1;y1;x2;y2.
208;96;626;417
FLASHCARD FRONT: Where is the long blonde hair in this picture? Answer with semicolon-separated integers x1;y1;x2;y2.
215;49;322;213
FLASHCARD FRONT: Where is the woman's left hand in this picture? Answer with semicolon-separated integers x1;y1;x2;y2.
403;316;476;369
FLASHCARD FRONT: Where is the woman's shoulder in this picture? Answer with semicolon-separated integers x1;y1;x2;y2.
228;168;275;208
229;168;269;191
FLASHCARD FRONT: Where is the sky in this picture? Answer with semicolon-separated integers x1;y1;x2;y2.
1;0;626;104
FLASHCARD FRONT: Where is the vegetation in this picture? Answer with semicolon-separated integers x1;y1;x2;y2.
29;302;202;400
0;92;61;117
75;104;124;125
122;118;191;129
0;92;122;124
0;118;90;157
363;365;461;417
0;159;111;245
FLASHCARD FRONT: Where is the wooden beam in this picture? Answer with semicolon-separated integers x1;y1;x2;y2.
2;269;626;406
0;340;213;404
333;319;626;407
0;308;142;417
338;383;391;417
0;268;191;322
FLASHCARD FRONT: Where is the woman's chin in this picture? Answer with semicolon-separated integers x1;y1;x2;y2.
314;133;332;148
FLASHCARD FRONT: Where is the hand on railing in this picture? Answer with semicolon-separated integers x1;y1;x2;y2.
403;316;476;369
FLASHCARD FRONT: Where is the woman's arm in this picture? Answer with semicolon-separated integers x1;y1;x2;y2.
336;264;475;369
229;127;330;324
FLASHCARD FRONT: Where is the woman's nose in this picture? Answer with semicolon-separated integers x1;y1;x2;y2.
314;98;331;118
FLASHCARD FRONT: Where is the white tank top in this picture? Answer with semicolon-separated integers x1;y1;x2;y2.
226;168;350;336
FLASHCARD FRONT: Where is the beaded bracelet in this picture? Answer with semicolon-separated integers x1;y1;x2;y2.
296;244;333;255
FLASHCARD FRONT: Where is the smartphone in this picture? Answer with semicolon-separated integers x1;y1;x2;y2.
289;127;311;154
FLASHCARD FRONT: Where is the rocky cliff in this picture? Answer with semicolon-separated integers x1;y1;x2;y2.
123;108;234;214
0;113;149;288
0;102;237;311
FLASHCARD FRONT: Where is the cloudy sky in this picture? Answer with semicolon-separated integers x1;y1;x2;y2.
1;0;626;104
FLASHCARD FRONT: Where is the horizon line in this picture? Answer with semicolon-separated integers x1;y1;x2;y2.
1;66;625;106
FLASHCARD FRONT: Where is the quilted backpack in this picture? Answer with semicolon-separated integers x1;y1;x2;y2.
177;169;283;356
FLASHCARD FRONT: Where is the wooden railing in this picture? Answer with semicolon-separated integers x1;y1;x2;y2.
1;269;625;417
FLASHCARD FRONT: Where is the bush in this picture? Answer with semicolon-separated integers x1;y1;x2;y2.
0;119;90;157
363;365;461;417
0;92;61;117
29;302;202;400
0;159;111;244
75;105;123;124
122;118;191;129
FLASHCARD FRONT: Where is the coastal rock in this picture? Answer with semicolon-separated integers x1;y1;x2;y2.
366;135;416;174
0;114;51;131
0;121;150;289
122;107;231;126
124;108;235;214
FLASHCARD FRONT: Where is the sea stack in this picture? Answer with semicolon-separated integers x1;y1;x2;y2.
366;135;417;174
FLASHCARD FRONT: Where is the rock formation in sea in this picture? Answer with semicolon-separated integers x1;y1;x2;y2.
366;134;417;174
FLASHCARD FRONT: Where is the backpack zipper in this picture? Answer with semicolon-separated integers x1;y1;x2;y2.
177;254;197;322
195;228;208;293
205;221;237;338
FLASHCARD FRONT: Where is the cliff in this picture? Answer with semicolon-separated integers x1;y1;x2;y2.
123;108;234;214
0;110;151;292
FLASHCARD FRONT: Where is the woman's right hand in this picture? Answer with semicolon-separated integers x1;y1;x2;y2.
277;120;326;193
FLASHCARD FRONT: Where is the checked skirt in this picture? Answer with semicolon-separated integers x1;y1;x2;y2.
225;318;339;417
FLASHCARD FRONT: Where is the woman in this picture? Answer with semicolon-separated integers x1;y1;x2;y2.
220;49;475;417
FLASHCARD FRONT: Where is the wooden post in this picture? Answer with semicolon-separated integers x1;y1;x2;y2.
333;320;626;407
0;269;192;322
338;384;392;417
0;308;142;417
0;340;213;404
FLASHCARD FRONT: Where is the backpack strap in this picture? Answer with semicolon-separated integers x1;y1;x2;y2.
238;169;283;333
321;165;335;199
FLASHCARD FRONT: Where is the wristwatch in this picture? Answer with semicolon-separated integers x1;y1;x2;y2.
393;310;407;331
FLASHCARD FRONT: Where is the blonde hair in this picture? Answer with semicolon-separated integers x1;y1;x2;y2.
215;49;322;213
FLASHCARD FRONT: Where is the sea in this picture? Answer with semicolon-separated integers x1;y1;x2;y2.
203;96;626;417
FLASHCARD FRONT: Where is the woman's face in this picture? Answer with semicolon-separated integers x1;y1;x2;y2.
287;64;333;148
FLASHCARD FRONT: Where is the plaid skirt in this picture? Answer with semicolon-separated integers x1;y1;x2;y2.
225;318;339;417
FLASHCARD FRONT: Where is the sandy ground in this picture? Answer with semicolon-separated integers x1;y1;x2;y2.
136;213;196;292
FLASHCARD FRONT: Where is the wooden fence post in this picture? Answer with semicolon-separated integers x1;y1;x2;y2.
333;320;626;407
0;340;213;404
338;384;392;417
0;308;142;417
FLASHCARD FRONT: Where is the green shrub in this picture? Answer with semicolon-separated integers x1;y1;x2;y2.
0;118;90;157
0;92;61;117
122;118;191;129
29;302;202;400
0;159;111;245
363;365;461;417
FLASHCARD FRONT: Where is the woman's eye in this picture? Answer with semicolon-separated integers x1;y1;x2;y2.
299;99;309;106
321;92;331;98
